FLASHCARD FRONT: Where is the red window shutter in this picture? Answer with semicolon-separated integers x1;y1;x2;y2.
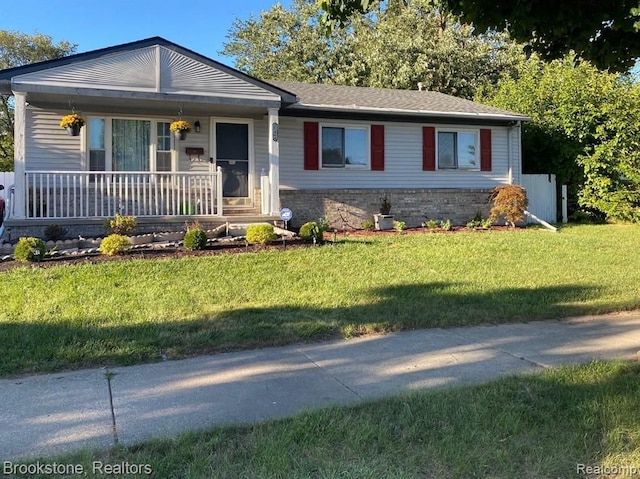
480;129;492;171
304;122;319;170
422;126;436;171
370;124;385;171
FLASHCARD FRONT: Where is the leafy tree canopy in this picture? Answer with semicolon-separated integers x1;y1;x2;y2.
223;0;524;99
0;31;76;171
480;55;640;222
318;0;640;72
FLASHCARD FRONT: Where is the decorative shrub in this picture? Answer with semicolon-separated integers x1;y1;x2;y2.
43;224;68;241
246;223;277;245
299;221;323;243
394;221;406;232
489;185;529;227
481;218;493;229
317;216;330;233
184;227;207;250
362;220;374;231
426;219;439;231
104;214;137;235
14;237;46;262
99;234;131;256
440;219;452;231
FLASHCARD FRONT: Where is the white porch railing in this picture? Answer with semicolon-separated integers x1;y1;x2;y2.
23;169;223;219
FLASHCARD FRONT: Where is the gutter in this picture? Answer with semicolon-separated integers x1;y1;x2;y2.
286;102;529;123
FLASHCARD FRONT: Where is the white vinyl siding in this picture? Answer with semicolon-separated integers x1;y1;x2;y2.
14;46;281;102
279;117;515;190
25;108;83;171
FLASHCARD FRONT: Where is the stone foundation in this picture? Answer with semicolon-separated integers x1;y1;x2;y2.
279;188;493;229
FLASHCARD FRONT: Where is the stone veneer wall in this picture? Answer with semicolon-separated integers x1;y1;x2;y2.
280;188;493;229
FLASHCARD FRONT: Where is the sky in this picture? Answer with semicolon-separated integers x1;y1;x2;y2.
0;0;293;65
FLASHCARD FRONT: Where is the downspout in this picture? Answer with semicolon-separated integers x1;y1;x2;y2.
507;121;515;185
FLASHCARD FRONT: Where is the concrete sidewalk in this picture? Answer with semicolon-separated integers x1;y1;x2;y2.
2;311;640;461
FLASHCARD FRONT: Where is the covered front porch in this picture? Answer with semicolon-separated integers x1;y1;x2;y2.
0;38;297;238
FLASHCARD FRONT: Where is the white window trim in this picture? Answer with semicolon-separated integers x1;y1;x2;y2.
319;123;370;170
85;116;176;172
435;128;480;171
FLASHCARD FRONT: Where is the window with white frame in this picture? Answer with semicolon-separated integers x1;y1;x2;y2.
87;117;173;172
437;130;479;170
321;125;367;168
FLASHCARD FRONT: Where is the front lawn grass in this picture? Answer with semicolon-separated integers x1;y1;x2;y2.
1;224;639;376
28;360;640;478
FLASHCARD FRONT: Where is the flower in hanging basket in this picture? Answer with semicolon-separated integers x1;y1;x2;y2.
170;120;192;133
59;114;85;129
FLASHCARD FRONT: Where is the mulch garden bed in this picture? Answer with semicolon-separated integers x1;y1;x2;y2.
0;226;517;273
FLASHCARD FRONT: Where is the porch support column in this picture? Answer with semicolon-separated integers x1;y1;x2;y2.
268;107;280;215
13;91;26;219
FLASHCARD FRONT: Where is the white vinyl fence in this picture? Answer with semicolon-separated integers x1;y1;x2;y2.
0;172;13;201
521;174;557;223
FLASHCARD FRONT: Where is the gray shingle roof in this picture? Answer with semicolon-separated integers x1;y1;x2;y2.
270;80;528;122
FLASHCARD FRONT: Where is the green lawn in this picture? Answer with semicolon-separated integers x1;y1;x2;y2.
23;360;640;478
1;224;639;376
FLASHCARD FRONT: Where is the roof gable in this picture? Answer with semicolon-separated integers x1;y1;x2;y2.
1;37;296;103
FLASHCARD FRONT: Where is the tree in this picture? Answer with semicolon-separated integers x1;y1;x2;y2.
223;0;524;99
481;54;640;222
0;31;76;171
318;0;640;72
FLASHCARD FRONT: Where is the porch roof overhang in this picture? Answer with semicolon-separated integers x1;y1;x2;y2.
7;84;283;117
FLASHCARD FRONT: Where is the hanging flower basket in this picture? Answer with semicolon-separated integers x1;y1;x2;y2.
170;120;191;140
59;114;85;136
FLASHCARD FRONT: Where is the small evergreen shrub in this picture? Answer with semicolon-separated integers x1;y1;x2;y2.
481;218;493;229
246;223;277;245
14;237;46;262
299;221;323;243
489;185;528;227
426;219;439;231
362;220;374;231
104;214;137;235
43;224;67;241
440;219;452;231
394;220;406;232
184;227;208;250
99;234;131;256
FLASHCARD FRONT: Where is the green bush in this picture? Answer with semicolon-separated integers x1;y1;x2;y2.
184;228;208;250
299;221;324;243
104;214;137;235
246;223;277;245
43;224;67;241
440;219;452;231
14;237;46;262
362;220;374;231
394;220;406;232
99;234;131;256
426;219;439;231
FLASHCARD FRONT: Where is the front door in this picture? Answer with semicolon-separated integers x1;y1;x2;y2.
212;119;253;206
